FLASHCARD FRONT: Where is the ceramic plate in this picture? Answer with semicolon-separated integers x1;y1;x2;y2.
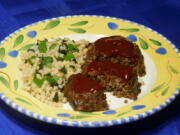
0;15;180;127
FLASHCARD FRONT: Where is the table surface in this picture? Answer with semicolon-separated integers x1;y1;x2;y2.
0;0;180;135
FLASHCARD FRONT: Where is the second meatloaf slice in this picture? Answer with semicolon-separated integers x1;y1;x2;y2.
83;61;141;100
63;73;108;112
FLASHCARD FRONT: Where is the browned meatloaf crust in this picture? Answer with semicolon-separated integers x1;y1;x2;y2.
84;36;146;76
82;61;141;100
63;74;108;112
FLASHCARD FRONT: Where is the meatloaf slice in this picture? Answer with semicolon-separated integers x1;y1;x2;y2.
63;73;108;112
84;36;146;76
83;61;141;100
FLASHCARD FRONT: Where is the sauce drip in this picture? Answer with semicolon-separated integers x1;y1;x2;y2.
94;36;136;61
87;61;133;82
72;74;103;93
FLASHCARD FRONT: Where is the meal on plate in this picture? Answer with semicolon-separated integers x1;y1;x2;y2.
19;35;146;111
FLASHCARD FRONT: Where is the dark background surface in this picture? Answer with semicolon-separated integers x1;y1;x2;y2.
0;0;180;134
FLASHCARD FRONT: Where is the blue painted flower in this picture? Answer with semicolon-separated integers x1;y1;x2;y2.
103;110;116;115
51;118;57;124
137;114;144;119
81;121;89;127
56;113;70;118
120;118;127;124
43;117;48;122
159;104;165;108
61;120;68;126
102;121;109;126
3;97;7;102
29;112;34;117
155;47;167;55
92;121;101;127
152;108;158;113
132;105;146;110
127;34;137;42
107;22;118;30
145;111;151;116
111;120;118;125
129;116;135;122
0;61;7;68
8;50;18;58
37;114;41;119
22;108;26;114
27;31;37;38
71;121;79;127
8;101;13;106
15;105;19;110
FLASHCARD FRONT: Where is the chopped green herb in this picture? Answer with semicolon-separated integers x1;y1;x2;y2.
35;71;42;76
38;39;47;53
55;57;64;61
69;65;75;69
46;63;52;68
24;56;37;65
42;56;53;68
39;57;43;62
44;57;53;62
24;59;27;63
58;49;67;55
33;74;59;87
73;58;78;64
60;66;67;74
39;57;43;69
31;56;37;59
27;49;35;52
64;52;75;61
33;75;45;88
53;92;59;102
51;83;58;87
46;75;59;84
62;39;66;42
44;73;51;77
37;40;40;45
58;43;68;54
49;43;57;50
39;64;43;69
67;44;79;52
